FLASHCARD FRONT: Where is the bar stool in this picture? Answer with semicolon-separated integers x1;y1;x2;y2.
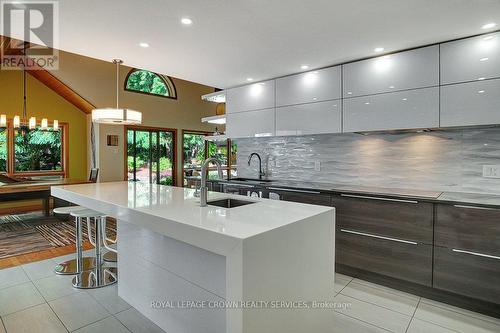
53;206;96;275
86;217;117;263
70;209;117;289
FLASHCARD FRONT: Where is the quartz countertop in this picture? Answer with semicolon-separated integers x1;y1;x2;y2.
51;181;333;242
437;192;500;208
212;179;500;208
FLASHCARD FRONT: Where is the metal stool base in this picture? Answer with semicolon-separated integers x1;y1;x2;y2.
54;257;96;275
103;251;117;262
72;267;117;289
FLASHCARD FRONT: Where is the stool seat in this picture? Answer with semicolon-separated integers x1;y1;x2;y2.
70;209;107;218
53;206;86;215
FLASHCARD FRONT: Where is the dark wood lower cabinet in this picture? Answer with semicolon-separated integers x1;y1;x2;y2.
336;228;433;286
268;189;332;206
434;246;500;304
333;194;433;244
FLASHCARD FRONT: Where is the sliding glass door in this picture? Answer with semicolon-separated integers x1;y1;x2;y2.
127;127;176;185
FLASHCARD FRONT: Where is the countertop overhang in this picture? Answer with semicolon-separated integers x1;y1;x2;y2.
51;181;334;256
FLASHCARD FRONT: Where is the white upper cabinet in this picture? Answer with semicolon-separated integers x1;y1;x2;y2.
441;32;500;85
343;46;439;98
441;78;500;127
226;80;275;113
343;87;439;132
275;66;341;107
226;108;275;138
276;100;342;136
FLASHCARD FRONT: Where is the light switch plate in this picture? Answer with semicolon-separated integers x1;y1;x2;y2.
483;165;500;178
314;161;321;172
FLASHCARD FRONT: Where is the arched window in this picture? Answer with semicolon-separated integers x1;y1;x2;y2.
125;69;177;99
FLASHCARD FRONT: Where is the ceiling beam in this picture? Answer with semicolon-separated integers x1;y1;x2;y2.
0;35;95;114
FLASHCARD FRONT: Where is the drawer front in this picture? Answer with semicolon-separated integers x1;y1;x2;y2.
343;87;439;132
336;228;432;286
333;194;433;244
435;203;500;255
434;246;500;304
268;189;331;206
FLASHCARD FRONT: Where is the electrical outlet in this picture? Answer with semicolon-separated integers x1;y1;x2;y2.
314;161;321;172
483;165;500;178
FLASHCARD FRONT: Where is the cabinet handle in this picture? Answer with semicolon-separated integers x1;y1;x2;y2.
340;194;418;204
224;183;255;188
267;187;321;194
340;229;418;245
453;205;499;211
452;249;500;260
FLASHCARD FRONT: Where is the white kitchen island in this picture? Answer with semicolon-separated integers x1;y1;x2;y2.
51;181;335;333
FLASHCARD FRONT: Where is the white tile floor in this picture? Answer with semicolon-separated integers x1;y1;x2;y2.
1;256;500;333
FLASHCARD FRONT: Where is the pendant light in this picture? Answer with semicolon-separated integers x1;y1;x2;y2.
91;59;142;125
11;43;59;134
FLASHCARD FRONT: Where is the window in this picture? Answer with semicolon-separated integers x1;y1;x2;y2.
0;122;67;177
15;127;62;172
0;129;6;172
126;127;176;185
182;130;237;187
125;69;177;99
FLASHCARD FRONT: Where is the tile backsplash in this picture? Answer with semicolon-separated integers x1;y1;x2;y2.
235;128;500;195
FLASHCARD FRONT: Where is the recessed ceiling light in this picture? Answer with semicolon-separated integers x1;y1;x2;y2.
246;78;254;82
389;85;395;89
139;42;149;48
402;98;408;101
480;57;489;62
483;35;494;41
478;77;486;80
181;17;193;25
347;91;352;95
364;102;370;105
374;47;384;53
481;22;496;30
301;65;309;70
478;90;485;93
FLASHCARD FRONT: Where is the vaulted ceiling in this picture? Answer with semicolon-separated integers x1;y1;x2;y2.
4;0;500;89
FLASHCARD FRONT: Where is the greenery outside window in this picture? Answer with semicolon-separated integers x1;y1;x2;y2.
0;129;6;172
125;69;177;99
126;127;176;186
182;130;237;187
0;121;67;177
15;127;62;172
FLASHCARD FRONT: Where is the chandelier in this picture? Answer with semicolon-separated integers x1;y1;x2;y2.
91;59;142;125
0;43;58;133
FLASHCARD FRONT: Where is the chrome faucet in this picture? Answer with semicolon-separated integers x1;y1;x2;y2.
199;157;223;207
248;153;265;180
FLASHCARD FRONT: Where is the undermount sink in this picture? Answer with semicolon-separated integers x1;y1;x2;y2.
208;198;257;208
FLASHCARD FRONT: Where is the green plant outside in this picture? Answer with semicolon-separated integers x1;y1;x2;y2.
0;129;6;172
126;70;169;97
15;128;62;172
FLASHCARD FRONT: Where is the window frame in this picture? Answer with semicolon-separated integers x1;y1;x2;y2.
181;129;235;187
1;119;69;178
124;69;178;100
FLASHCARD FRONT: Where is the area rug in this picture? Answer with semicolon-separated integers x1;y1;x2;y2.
0;212;117;259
